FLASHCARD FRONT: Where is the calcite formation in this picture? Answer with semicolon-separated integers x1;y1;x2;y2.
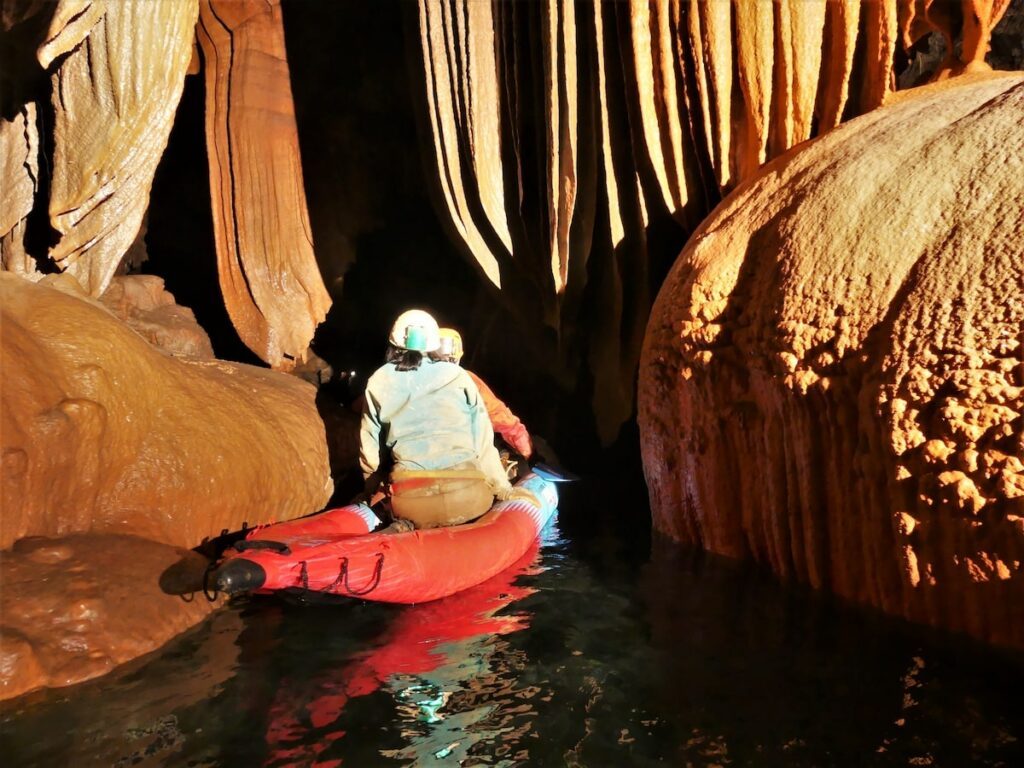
414;0;1013;444
40;0;199;296
197;0;332;370
638;74;1024;648
0;534;223;700
1;0;330;371
98;275;216;360
0;104;38;276
0;272;333;551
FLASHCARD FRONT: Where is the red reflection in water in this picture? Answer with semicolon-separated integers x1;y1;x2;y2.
263;542;542;767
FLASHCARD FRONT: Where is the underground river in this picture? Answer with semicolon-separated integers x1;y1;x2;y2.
2;472;1022;767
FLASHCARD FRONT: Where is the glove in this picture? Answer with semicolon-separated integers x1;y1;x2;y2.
495;486;542;507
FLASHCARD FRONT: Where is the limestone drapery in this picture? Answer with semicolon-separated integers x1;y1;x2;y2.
416;0;1013;445
197;0;332;370
40;0;199;296
0;104;38;276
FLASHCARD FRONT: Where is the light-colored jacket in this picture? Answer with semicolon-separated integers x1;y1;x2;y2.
359;359;511;492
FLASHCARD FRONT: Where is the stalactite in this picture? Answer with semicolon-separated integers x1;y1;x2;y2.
0;104;38;276
40;0;198;296
818;0;861;132
413;0;1013;445
862;0;900;110
772;0;828;153
543;0;578;295
690;0;734;188
197;0;331;370
418;0;506;288
732;0;775;178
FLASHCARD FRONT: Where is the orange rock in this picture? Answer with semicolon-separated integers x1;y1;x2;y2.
196;0;331;370
0;533;227;700
0;272;333;550
41;0;199;296
98;275;215;359
639;73;1024;648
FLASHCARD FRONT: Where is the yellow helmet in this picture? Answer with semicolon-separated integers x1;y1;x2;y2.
388;309;440;352
437;327;464;363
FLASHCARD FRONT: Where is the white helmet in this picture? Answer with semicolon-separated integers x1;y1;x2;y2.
388;309;441;352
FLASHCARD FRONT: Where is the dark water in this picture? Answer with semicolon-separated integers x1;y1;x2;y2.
3;489;1023;767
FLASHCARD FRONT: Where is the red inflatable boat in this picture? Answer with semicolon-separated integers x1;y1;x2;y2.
212;472;558;603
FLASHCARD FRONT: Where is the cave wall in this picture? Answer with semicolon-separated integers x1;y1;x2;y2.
412;0;1017;447
638;74;1024;648
0;273;333;551
0;0;330;370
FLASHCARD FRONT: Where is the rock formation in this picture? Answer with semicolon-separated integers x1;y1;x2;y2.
0;272;333;697
0;273;333;551
0;535;222;700
0;0;330;369
196;0;331;370
0;103;38;275
638;73;1024;648
39;0;199;296
414;0;1015;444
97;275;216;360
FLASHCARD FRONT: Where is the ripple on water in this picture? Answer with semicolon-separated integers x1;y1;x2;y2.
1;512;1023;767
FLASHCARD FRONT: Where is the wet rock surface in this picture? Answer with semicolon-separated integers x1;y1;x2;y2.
1;272;333;552
98;275;215;359
639;73;1024;648
0;272;333;698
0;533;220;700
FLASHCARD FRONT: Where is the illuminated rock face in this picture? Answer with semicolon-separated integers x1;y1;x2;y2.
639;74;1024;648
414;0;1014;444
0;534;223;700
196;0;332;370
0;273;333;551
40;0;200;296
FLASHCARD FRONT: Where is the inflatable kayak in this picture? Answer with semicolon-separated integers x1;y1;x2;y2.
212;472;558;603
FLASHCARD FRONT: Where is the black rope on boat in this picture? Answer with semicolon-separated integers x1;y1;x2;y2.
202;561;219;602
326;553;385;596
325;558;349;593
299;560;309;591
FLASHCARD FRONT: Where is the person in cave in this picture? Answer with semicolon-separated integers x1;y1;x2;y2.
431;327;534;482
359;309;536;533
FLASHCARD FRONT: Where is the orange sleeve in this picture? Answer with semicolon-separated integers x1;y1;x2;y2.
467;370;533;458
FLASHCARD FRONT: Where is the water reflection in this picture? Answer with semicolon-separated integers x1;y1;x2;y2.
263;541;545;767
2;517;1023;767
0;609;246;767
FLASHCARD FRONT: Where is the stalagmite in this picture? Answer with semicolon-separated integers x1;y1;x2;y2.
197;0;331;370
41;0;199;296
639;74;1024;649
